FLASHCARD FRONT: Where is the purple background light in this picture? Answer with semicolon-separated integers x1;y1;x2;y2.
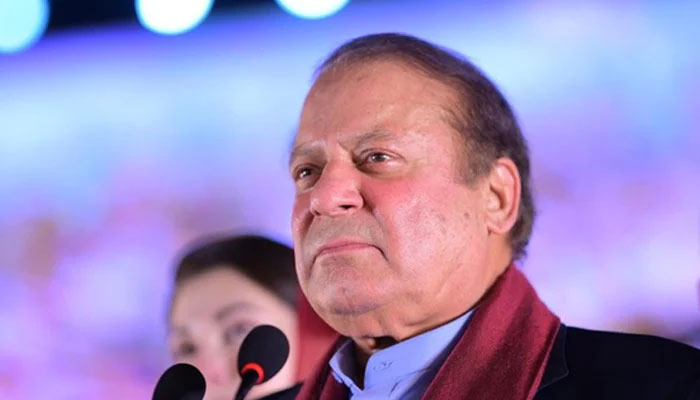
0;0;698;398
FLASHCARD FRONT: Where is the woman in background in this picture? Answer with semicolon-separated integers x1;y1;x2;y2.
168;235;300;400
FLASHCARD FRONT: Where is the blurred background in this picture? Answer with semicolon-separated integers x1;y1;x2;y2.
1;0;699;398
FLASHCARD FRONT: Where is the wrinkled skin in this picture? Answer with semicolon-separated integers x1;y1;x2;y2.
289;60;519;358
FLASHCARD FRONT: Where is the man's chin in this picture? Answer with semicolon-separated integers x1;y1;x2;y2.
310;284;380;313
326;299;379;317
311;291;387;335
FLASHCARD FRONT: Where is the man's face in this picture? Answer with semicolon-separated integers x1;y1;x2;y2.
290;60;494;338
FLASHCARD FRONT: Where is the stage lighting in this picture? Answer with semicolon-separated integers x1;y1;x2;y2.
135;0;214;35
275;0;350;20
0;0;49;53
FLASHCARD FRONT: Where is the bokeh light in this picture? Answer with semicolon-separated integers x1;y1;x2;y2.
135;0;214;35
275;0;350;19
0;0;49;53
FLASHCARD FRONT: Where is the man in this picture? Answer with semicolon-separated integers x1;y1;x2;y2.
287;33;700;399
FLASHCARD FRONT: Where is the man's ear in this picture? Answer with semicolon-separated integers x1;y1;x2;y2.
484;158;521;235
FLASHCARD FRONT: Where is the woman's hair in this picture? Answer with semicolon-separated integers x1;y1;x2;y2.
172;234;299;308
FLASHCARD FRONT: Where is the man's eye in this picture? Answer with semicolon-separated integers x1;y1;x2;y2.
294;167;315;180
365;152;391;163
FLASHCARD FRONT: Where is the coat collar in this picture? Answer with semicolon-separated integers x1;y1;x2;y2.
538;323;570;391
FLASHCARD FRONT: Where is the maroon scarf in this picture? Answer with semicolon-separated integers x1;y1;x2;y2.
296;266;561;400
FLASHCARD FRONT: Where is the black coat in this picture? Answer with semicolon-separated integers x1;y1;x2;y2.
266;324;700;399
536;324;700;399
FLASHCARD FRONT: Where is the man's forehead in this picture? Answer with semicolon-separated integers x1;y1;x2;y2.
302;59;441;112
289;59;463;165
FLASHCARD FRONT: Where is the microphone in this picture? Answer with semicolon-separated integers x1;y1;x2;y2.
152;363;206;400
234;325;290;400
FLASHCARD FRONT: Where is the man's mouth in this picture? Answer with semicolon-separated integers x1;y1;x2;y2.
315;240;375;259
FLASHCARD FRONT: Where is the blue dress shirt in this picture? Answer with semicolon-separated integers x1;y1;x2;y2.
328;311;472;400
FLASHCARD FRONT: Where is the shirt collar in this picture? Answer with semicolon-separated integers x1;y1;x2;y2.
329;311;473;391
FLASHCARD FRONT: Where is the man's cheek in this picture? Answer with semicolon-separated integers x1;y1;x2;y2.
291;202;309;235
398;198;448;238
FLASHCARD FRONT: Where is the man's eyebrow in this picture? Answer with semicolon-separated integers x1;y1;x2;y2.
289;142;318;167
289;130;399;167
213;301;256;322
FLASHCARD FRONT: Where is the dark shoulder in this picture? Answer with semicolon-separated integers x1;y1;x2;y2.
536;326;700;400
565;326;700;374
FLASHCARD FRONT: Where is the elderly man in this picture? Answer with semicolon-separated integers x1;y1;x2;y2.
287;33;700;399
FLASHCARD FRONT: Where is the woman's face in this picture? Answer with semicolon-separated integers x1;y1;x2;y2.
169;267;298;400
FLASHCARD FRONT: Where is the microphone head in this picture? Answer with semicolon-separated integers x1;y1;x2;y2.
237;325;290;384
152;363;206;400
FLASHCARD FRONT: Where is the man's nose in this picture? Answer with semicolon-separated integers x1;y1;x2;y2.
309;161;363;217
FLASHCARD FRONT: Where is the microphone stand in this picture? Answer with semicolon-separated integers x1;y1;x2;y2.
234;369;260;400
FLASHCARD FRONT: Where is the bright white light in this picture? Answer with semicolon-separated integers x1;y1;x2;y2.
135;0;214;35
276;0;350;19
0;0;49;53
